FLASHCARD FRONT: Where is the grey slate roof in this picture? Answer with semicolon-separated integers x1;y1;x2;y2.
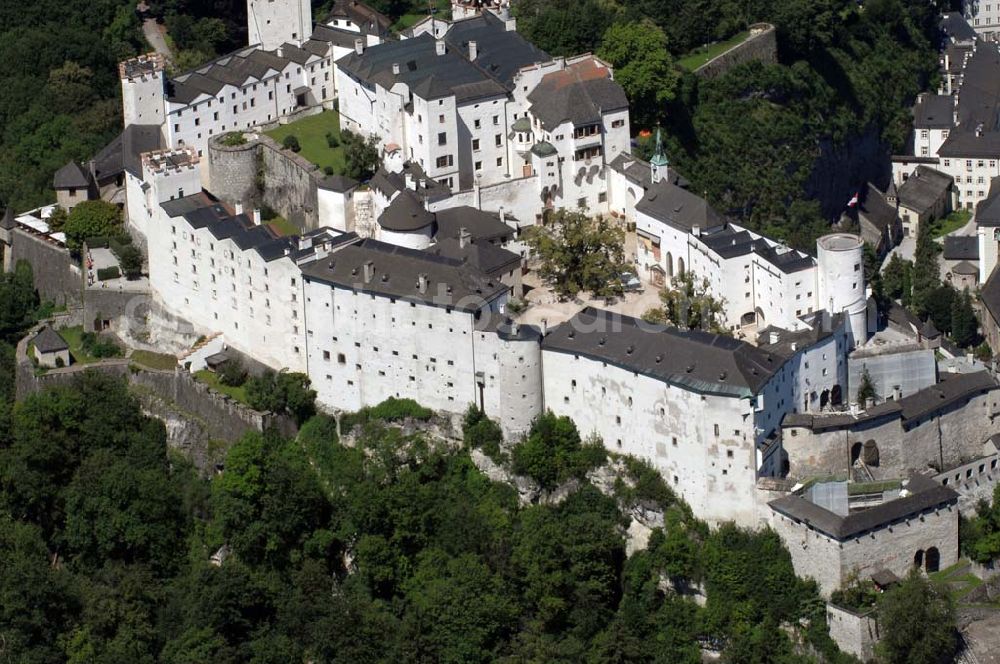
858;183;897;233
444;11;549;88
756;313;844;359
981;265;1000;325
977;177;1000;227
943;235;978;260
527;58;628;130
323;0;392;37
636;180;727;233
940;12;977;44
898;166;952;213
699;224;815;274
913;94;955;129
951;260;978;275
434;206;513;243
938;130;1000;158
770;474;958;541
32;327;68;354
122;125;165;178
337;33;507;102
169;47;293;104
53;162;92;190
369;163;451;202
300;238;508;311
318;174;360;192
432;236;520;276
542;307;785;398
608;153;689;189
379;191;435;231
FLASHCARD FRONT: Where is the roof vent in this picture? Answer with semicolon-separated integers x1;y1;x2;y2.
381;273;389;282
655;354;663;363
568;330;575;339
686;365;694;373
598;337;606;346
626;344;634;354
351;267;358;276
719;371;727;380
435;39;446;56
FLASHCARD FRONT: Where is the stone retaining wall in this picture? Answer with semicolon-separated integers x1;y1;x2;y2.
695;24;778;79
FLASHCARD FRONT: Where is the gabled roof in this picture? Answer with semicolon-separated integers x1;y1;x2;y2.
337;32;508;102
943;235;978;260
608;153;689;189
542;308;785;398
300;238;508;311
898;166;952;213
699;224;815;274
53;162;92;190
32;326;68;354
432;235;520;276
858;183;897;232
443;11;548;88
636;180;727;233
527;58;628;131
913;94;955;129
324;0;392;36
770;474;958;541
434;206;514;243
940;12;977;45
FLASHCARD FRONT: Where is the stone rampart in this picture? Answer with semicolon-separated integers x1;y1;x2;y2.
10;228;82;306
14;325;296;472
695;24;778;79
208;131;326;232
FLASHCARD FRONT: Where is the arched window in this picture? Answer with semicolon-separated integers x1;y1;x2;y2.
863;440;880;467
851;442;863;465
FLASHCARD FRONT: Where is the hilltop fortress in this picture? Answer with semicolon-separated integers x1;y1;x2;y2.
5;0;999;605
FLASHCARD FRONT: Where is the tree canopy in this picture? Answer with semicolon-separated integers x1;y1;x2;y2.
526;209;629;299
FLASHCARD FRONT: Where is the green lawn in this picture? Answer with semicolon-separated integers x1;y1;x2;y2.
265;111;346;174
393;0;450;32
930;209;972;239
58;326;101;365
194;369;250;405
678;31;751;71
131;350;178;371
265;215;299;237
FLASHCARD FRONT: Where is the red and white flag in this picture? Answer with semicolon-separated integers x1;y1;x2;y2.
847;192;859;208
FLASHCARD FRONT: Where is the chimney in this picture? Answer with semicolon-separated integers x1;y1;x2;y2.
499;206;506;224
769;330;780;345
469;40;478;61
418;178;426;189
362;261;375;283
436;39;446;56
505;18;517;32
511;321;519;336
822;309;832;333
235;201;244;215
417;273;428;293
459;227;472;249
540;318;548;336
392;62;400;75
893;385;902;401
253;208;262;224
354;38;364;55
404;172;415;190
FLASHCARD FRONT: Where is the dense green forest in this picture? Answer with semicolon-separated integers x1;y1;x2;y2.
0;366;862;662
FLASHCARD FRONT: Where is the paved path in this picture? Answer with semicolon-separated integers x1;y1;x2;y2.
142;17;173;67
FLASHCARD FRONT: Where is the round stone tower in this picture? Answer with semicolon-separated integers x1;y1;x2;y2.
816;233;868;347
492;320;544;439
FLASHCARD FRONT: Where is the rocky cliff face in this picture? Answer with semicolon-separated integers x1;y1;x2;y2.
807;127;892;220
137;389;229;473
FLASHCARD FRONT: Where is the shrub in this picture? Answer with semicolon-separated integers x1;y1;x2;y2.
80;332;121;358
117;245;143;279
217;358;248;387
325;132;339;148
323;165;335;176
65;201;122;253
220;132;247;146
245;370;316;424
282;135;301;152
462;405;505;462
96;266;120;281
512;411;606;490
341;397;433;431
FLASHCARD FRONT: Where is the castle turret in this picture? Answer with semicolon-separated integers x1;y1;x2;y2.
248;0;312;50
119;53;166;127
816;233;868;347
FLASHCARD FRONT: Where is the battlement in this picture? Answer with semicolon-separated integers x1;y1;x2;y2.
142;147;200;175
119;53;165;81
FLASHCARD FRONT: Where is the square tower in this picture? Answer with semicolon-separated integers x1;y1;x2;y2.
248;0;312;50
119;53;166;127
